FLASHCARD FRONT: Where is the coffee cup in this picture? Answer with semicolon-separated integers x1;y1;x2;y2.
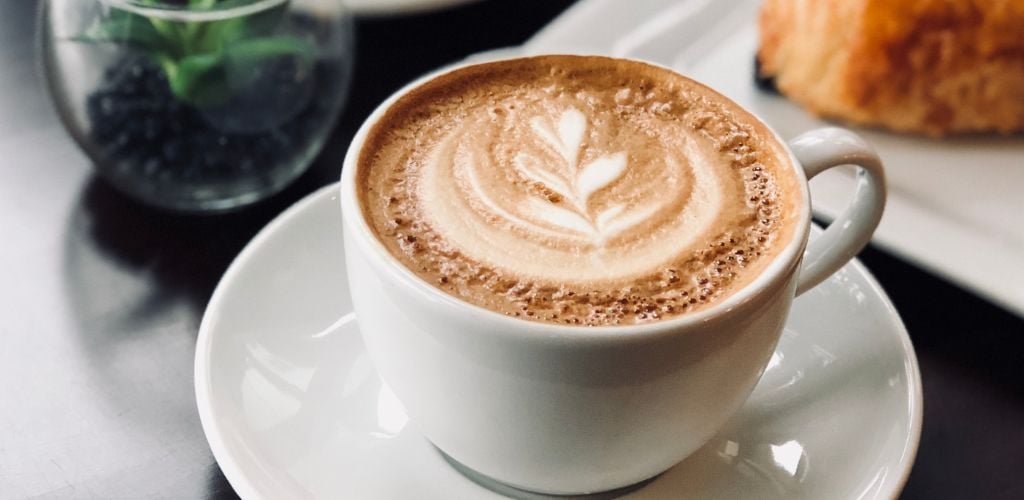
339;55;885;494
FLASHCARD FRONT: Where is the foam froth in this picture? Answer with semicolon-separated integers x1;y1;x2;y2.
358;56;801;325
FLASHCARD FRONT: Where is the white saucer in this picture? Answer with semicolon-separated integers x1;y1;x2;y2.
195;184;922;499
344;0;481;17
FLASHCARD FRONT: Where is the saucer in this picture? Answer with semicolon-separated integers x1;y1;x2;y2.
343;0;481;16
195;184;922;499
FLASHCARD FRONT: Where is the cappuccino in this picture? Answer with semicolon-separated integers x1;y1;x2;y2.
357;56;801;325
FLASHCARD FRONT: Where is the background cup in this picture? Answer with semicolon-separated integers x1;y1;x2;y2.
339;56;885;495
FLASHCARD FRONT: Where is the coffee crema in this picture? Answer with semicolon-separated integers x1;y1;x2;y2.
357;56;802;325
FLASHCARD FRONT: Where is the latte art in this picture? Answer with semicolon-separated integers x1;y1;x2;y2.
358;56;801;325
420;104;735;282
514;108;634;244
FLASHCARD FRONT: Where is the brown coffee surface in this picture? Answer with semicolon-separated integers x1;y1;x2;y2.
357;56;802;326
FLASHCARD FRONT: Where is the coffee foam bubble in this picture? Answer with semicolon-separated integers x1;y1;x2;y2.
358;56;800;325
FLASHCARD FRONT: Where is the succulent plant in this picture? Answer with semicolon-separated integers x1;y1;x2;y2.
77;0;313;107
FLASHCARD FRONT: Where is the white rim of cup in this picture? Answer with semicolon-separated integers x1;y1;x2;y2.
340;55;812;343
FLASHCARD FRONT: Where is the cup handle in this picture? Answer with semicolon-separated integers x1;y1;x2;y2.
788;127;886;296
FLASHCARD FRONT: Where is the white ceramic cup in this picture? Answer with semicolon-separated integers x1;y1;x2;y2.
340;56;886;495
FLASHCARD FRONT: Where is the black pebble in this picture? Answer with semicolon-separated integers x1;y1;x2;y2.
85;55;333;184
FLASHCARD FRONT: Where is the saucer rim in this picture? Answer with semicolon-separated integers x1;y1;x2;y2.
195;184;344;500
194;182;923;500
344;0;482;17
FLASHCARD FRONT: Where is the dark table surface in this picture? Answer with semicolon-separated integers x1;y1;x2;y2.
2;1;1022;498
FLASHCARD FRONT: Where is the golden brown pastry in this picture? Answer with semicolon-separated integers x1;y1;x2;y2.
757;0;1024;136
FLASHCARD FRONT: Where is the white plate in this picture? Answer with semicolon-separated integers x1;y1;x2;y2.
525;0;1024;317
195;184;922;499
344;0;481;16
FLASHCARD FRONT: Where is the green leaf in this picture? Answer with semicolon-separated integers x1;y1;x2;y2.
74;11;168;53
181;1;218;52
193;17;248;53
223;36;315;65
76;0;311;108
148;17;187;55
170;36;314;106
166;51;232;106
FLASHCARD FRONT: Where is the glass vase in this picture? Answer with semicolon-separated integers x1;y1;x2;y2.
40;0;354;212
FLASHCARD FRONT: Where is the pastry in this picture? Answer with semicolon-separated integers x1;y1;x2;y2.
757;0;1024;136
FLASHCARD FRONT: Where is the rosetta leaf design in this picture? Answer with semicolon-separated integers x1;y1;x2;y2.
528;197;595;235
513;153;572;200
530;117;563;158
577;152;626;201
529;107;586;167
557;108;586;166
596;204;625;229
516;106;648;244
